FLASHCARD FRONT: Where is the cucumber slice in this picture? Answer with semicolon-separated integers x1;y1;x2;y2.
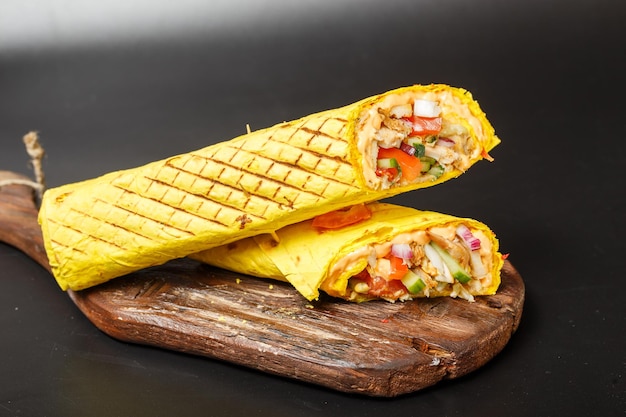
428;164;445;179
429;242;472;284
401;270;426;294
414;143;426;157
377;157;399;169
419;156;436;173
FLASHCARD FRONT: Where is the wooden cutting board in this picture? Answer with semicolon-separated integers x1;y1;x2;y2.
0;171;524;397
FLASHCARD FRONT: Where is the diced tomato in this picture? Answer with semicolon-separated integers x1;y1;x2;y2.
352;274;408;299
377;147;422;181
352;269;371;281
311;203;372;230
387;255;409;280
404;116;442;136
375;167;399;181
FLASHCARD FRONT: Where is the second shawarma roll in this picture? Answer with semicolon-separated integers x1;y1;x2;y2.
191;203;505;302
38;84;500;291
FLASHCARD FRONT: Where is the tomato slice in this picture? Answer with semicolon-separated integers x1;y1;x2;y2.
387;255;409;280
311;204;372;230
404;116;442;136
377;147;422;182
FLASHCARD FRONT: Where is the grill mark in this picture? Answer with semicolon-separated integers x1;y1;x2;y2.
296;125;345;150
183;217;194;230
265;136;352;167
112;182;256;226
300;127;338;144
205;181;216;196
182;153;357;199
272;186;282;200
49;236;86;255
51;212;139;250
300;115;347;138
227;148;240;164
129;179;266;223
338;185;353;200
215;145;356;188
282;194;295;209
236;173;252;210
134;122;360;225
177;153;209;171
316;114;334;133
73;207;152;243
157;164;290;214
274;118;350;158
318;181;330;196
94;197;198;236
171;168;181;185
257;204;270;218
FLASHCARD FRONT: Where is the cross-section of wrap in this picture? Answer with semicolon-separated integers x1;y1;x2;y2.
191;203;504;302
39;84;500;291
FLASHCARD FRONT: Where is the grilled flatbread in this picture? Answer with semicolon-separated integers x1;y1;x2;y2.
192;203;504;302
38;84;499;291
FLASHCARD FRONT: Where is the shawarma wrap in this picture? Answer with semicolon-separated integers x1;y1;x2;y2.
38;84;500;291
191;203;504;302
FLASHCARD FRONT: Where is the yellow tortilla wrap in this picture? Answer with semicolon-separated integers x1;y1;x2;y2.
39;84;500;291
191;203;504;302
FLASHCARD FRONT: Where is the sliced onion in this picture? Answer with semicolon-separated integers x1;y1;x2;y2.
424;243;453;282
391;243;413;259
413;99;441;118
367;251;377;268
436;137;455;148
424;146;444;160
456;225;481;251
399;142;416;156
469;251;487;278
424;244;444;271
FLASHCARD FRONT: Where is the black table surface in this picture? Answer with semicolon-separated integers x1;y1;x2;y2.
1;1;624;415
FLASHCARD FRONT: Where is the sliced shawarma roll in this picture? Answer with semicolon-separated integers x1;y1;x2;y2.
38;84;500;291
191;203;505;302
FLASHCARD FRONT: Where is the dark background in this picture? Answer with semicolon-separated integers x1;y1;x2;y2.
1;0;624;415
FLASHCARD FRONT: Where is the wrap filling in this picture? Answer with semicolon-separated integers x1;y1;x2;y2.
322;223;495;302
358;91;484;190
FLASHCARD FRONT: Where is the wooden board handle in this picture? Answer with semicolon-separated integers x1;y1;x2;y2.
0;171;50;271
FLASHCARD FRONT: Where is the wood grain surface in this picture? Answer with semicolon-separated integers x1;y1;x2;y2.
0;171;525;396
